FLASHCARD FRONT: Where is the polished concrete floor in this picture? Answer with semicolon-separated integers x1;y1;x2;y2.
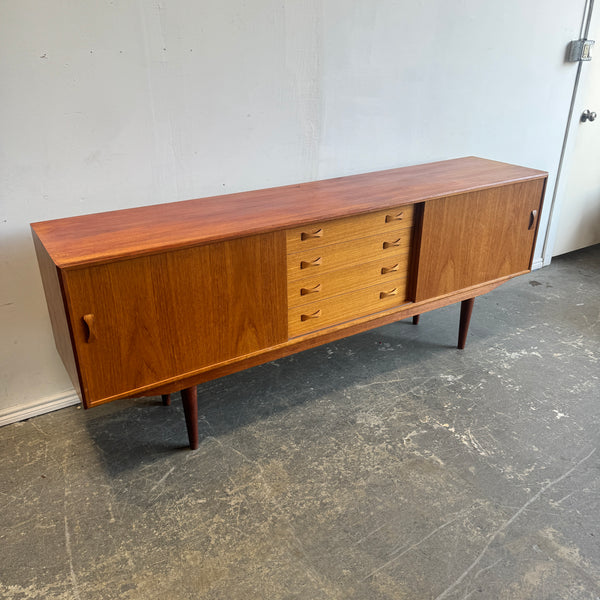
1;244;600;600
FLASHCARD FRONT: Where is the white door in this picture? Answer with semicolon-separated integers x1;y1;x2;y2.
553;5;600;256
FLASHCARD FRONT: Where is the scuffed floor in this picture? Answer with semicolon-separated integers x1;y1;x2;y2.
1;244;599;599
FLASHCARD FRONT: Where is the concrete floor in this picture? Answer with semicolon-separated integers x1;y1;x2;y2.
1;244;600;600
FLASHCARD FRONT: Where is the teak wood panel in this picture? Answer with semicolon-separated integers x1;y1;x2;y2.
414;179;545;301
61;233;287;405
287;253;411;308
31;157;546;269
286;204;414;254
31;231;82;398
30;156;549;434
151;275;516;398
288;277;410;337
287;228;413;280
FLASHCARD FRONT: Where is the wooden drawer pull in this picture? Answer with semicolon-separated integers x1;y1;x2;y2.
383;238;402;249
380;288;398;299
82;313;96;343
385;212;404;223
301;228;323;241
301;309;322;321
300;283;322;296
300;257;322;269
381;264;400;274
528;209;538;230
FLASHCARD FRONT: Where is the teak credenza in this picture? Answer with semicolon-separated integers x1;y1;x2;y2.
31;157;547;449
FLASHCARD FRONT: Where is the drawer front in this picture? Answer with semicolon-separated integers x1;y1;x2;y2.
287;228;413;280
286;205;414;253
288;277;410;337
288;253;410;308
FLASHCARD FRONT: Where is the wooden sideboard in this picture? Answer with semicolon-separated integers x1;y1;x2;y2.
31;157;547;449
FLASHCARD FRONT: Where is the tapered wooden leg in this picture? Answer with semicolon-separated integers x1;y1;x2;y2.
458;298;475;350
161;394;171;406
181;387;199;450
412;314;420;325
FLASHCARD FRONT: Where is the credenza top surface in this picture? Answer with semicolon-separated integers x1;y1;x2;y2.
31;156;547;269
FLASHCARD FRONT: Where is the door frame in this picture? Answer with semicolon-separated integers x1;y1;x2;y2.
541;0;597;264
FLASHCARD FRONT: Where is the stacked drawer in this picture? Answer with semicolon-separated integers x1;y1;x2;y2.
286;205;415;337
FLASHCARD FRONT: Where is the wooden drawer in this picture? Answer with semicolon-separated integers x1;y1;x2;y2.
288;277;410;337
286;205;414;253
287;227;413;280
288;252;410;308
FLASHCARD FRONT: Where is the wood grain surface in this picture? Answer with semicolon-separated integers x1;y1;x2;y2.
31;157;548;413
140;275;517;403
286;204;414;254
288;277;410;337
414;179;546;300
31;231;82;398
61;232;287;404
287;228;413;280
287;253;410;308
31;157;546;269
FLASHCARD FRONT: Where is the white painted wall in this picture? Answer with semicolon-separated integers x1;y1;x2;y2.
0;1;586;421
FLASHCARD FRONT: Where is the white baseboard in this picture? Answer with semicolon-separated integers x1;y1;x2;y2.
531;257;544;271
0;390;80;427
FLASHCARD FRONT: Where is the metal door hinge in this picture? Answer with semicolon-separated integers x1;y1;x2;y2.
567;39;595;61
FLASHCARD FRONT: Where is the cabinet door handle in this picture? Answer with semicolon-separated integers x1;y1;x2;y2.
301;228;323;241
300;257;322;269
381;263;399;274
301;309;322;321
380;288;398;299
383;238;402;249
82;314;96;343
528;209;538;230
300;283;322;296
385;212;404;223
